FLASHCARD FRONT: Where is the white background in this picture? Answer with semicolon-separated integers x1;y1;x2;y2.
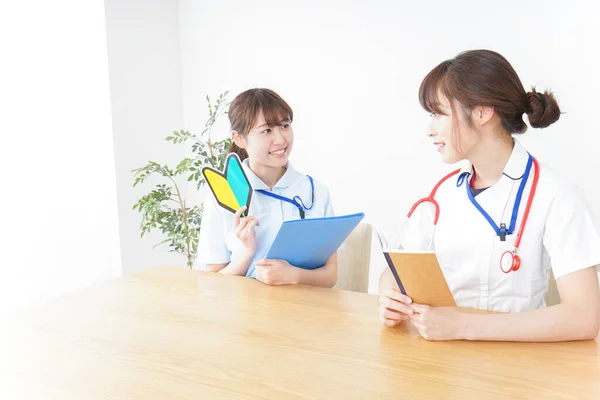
0;0;121;312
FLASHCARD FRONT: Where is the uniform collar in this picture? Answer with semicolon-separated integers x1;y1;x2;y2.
242;158;303;190
458;138;530;182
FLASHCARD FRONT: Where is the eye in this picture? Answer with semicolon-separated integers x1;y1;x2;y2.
261;128;272;134
429;112;437;118
282;123;290;129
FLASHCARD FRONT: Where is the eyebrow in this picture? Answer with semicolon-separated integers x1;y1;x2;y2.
256;119;291;129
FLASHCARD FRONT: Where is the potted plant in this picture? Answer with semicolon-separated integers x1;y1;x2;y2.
132;91;231;268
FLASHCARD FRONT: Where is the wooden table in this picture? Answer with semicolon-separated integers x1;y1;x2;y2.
1;266;599;399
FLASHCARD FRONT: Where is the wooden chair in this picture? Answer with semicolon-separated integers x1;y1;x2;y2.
334;223;372;293
545;269;561;306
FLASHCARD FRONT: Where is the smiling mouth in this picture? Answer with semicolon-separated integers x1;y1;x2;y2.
270;147;287;156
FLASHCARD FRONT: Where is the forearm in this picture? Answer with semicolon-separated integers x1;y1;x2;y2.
204;263;227;272
218;252;253;276
461;303;600;342
296;254;338;288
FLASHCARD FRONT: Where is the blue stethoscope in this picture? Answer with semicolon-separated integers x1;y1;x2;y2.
255;176;315;219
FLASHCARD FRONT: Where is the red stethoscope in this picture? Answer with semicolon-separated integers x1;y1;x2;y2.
396;155;540;274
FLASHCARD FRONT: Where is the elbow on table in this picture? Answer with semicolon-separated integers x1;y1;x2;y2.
574;309;600;341
582;315;600;340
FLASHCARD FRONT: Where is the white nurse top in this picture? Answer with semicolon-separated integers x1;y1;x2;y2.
402;139;600;313
197;159;335;278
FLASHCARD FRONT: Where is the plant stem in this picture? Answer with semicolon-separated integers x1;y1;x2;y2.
207;136;214;160
207;117;216;161
206;102;227;162
169;177;192;269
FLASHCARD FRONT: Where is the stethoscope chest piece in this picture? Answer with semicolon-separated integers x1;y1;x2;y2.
500;250;521;273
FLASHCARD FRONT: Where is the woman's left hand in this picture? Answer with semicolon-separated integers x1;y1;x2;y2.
255;259;300;286
408;303;466;341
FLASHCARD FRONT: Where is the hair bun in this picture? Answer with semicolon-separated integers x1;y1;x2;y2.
526;89;561;128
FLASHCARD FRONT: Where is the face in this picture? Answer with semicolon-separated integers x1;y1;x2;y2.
427;94;480;164
234;110;294;169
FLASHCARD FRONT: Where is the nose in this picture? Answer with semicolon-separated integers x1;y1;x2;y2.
271;126;285;143
426;119;436;138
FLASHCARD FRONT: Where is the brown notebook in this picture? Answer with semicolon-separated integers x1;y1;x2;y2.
383;250;456;307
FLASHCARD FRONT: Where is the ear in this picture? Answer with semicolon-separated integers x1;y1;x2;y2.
232;130;247;149
473;106;494;126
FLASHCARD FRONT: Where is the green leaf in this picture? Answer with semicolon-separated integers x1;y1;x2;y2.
131;90;231;266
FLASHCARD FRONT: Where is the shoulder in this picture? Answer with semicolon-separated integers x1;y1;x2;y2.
427;166;464;199
287;166;331;194
308;175;330;193
304;174;332;204
201;190;230;221
289;171;333;210
535;160;583;209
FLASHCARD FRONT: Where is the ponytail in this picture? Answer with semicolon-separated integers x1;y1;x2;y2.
228;141;249;161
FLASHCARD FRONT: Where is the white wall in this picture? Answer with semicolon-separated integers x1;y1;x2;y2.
178;0;600;293
105;0;188;275
0;1;592;311
0;1;122;312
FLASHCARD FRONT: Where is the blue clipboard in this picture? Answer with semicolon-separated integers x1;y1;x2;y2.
265;212;365;269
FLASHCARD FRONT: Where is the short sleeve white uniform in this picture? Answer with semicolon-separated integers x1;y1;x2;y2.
197;159;335;278
400;139;600;313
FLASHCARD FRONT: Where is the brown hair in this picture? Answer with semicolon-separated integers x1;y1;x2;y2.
227;88;294;161
419;50;561;139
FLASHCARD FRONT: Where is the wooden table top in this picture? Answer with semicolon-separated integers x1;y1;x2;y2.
1;266;598;399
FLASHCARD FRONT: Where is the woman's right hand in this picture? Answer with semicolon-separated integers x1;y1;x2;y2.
378;288;414;327
233;206;259;255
